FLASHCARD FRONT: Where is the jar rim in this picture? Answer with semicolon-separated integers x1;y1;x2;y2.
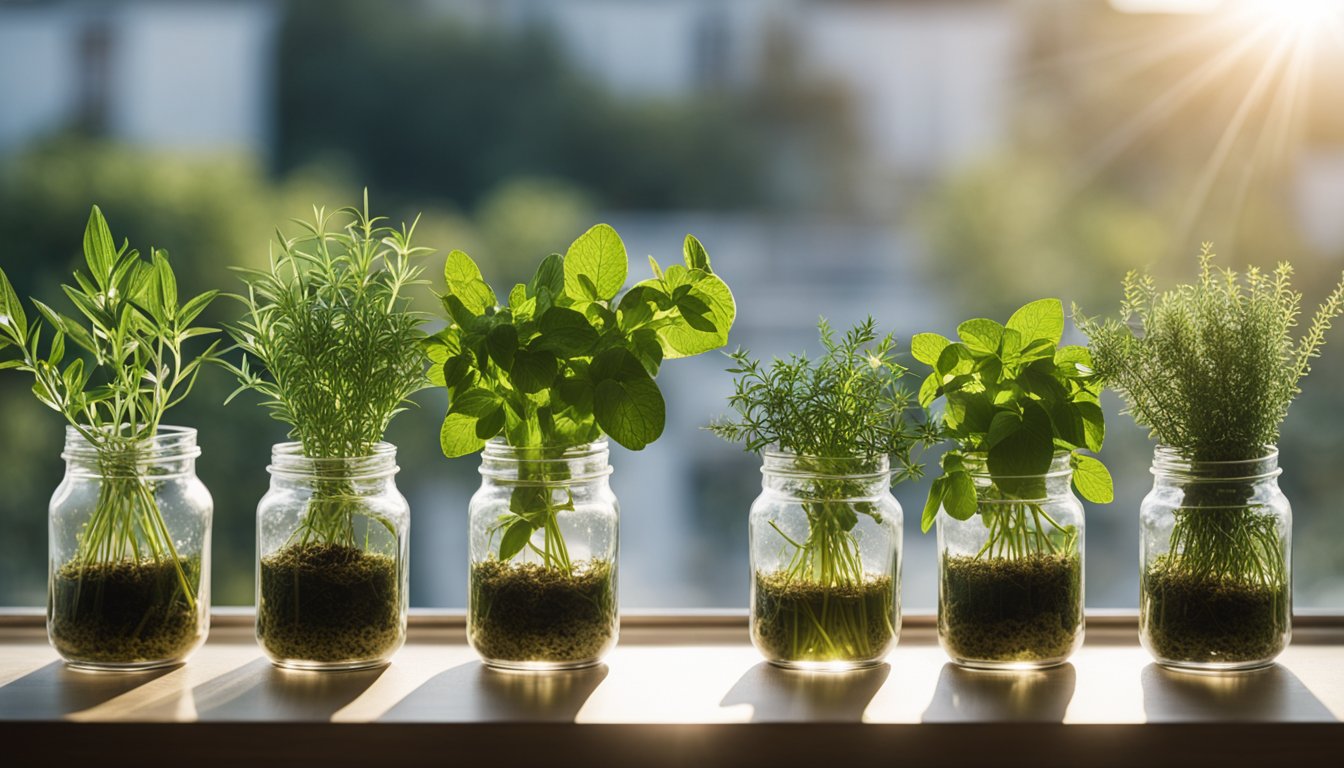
482;436;610;459
62;424;201;463
268;441;400;480
760;450;891;481
1151;444;1281;480
479;437;612;484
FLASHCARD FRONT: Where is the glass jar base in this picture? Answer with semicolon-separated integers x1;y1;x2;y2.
948;656;1072;671
1152;657;1281;674
267;656;392;672
481;657;606;672
61;657;188;673
766;658;888;672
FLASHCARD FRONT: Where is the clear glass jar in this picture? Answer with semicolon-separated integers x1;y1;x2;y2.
48;426;212;670
749;452;901;670
467;439;618;671
1139;446;1290;671
256;443;409;670
937;452;1084;669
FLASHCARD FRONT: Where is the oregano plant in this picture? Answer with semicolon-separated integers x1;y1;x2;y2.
916;298;1113;543
431;224;736;569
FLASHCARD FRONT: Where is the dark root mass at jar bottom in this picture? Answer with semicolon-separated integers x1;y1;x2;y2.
258;542;402;664
752;571;896;664
939;552;1082;664
1142;563;1288;665
469;559;616;665
49;556;201;665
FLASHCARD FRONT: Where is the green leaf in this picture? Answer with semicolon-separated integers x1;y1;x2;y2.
957;318;1004;354
1071;453;1114;504
943;470;978;521
535;307;599;356
936;343;975;377
0;266;28;344
987;399;1054;497
684;234;711;272
450;387;502;417
154;250;177;317
1006;298;1065;347
910;333;951;366
629;328;664;377
441;354;473;391
1054;345;1093;377
591;347;665;448
475;405;506;440
529;253;565;298
82;205;117;288
444;250;497;314
646;272;735;358
508;283;527;309
564;223;627;301
594;376;665;450
1076;401;1105;452
511;349;558;394
918;372;940;407
440;412;486;457
617;286;657;331
922;477;947;533
986;410;1022;448
486;324;518;370
498;517;534;561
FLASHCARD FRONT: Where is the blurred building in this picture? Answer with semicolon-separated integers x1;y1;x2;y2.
0;0;277;154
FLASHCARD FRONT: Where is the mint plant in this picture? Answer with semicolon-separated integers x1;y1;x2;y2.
432;224;735;570
917;298;1113;543
917;299;1107;665
0;206;220;662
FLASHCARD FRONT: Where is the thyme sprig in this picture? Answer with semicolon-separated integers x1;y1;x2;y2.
1077;243;1344;462
709;317;940;477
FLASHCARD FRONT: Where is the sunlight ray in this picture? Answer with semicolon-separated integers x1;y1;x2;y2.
1070;23;1275;189
1174;32;1295;250
1226;36;1311;251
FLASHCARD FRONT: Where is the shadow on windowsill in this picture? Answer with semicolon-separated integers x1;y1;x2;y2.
922;662;1076;723
148;657;387;721
379;661;609;723
0;661;175;720
719;662;890;723
1141;663;1336;722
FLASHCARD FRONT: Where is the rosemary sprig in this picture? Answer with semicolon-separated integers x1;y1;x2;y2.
223;193;431;547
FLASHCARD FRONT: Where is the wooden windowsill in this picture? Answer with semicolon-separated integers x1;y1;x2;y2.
2;610;1342;767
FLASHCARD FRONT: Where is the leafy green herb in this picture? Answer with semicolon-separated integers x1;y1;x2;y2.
224;195;430;548
916;298;1112;545
432;224;736;570
709;319;937;663
0;206;221;610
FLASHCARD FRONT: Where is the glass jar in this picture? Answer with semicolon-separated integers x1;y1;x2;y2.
748;452;901;670
1139;446;1290;671
937;452;1084;669
256;443;409;670
467;439;618;670
48;426;212;670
